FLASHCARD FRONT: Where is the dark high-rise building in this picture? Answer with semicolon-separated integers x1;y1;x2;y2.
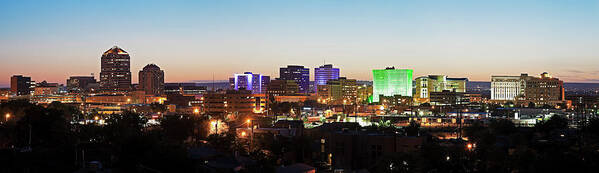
100;46;131;92
139;64;165;95
279;65;309;94
10;75;32;96
67;76;97;92
267;79;299;97
314;64;340;92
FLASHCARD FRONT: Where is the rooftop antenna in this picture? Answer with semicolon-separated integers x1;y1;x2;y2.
212;73;215;92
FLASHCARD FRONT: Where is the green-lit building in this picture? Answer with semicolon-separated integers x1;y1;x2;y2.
372;67;413;102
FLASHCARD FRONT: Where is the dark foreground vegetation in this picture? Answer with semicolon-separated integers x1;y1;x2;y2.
2;100;599;172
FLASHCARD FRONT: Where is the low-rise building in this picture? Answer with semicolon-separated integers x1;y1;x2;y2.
317;77;357;105
414;75;467;104
267;79;299;97
203;90;267;115
491;72;566;107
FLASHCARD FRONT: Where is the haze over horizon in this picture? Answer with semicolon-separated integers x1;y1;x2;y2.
1;0;598;87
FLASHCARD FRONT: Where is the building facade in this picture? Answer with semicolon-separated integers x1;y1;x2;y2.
33;81;60;96
372;67;413;102
100;46;131;92
414;75;468;104
203;90;267;115
267;79;299;97
164;83;207;96
491;73;565;106
139;64;165;95
229;72;270;94
429;90;469;106
10;75;32;96
279;65;310;94
317;77;357;104
491;75;522;101
67;76;97;92
357;85;373;104
314;64;340;92
521;72;565;105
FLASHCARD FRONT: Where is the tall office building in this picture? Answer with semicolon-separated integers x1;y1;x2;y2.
67;76;97;92
10;75;32;96
414;75;468;103
314;64;340;92
372;67;413;102
279;65;310;94
100;46;131;92
139;64;165;95
230;72;270;94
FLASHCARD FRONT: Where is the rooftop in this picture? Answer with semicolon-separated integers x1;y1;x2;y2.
102;46;128;55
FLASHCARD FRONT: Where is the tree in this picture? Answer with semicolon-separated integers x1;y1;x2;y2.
420;103;431;107
528;102;536;108
405;120;420;136
150;103;167;113
505;101;515;108
584;118;599;137
0;100;76;172
536;115;568;133
161;115;196;143
488;119;516;135
541;104;553;109
105;111;148;142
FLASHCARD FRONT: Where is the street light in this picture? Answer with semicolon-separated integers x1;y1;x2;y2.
467;143;474;151
5;113;10;120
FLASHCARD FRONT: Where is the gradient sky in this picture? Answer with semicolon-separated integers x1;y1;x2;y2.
1;0;598;87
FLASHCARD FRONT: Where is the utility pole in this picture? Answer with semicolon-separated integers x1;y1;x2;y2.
250;120;254;152
215;120;218;135
29;124;32;146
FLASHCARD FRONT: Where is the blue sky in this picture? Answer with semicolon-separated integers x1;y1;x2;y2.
1;0;598;86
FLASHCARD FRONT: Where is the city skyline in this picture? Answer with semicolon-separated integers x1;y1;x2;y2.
2;1;599;172
1;0;599;87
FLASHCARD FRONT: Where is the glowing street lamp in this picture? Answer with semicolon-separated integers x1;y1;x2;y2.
5;113;10;120
210;120;219;134
193;108;200;114
94;116;100;121
467;143;474;151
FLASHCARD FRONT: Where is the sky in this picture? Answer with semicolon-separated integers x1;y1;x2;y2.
0;0;598;87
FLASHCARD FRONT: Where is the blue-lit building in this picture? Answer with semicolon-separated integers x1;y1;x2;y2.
230;72;270;94
279;65;310;94
314;64;340;92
